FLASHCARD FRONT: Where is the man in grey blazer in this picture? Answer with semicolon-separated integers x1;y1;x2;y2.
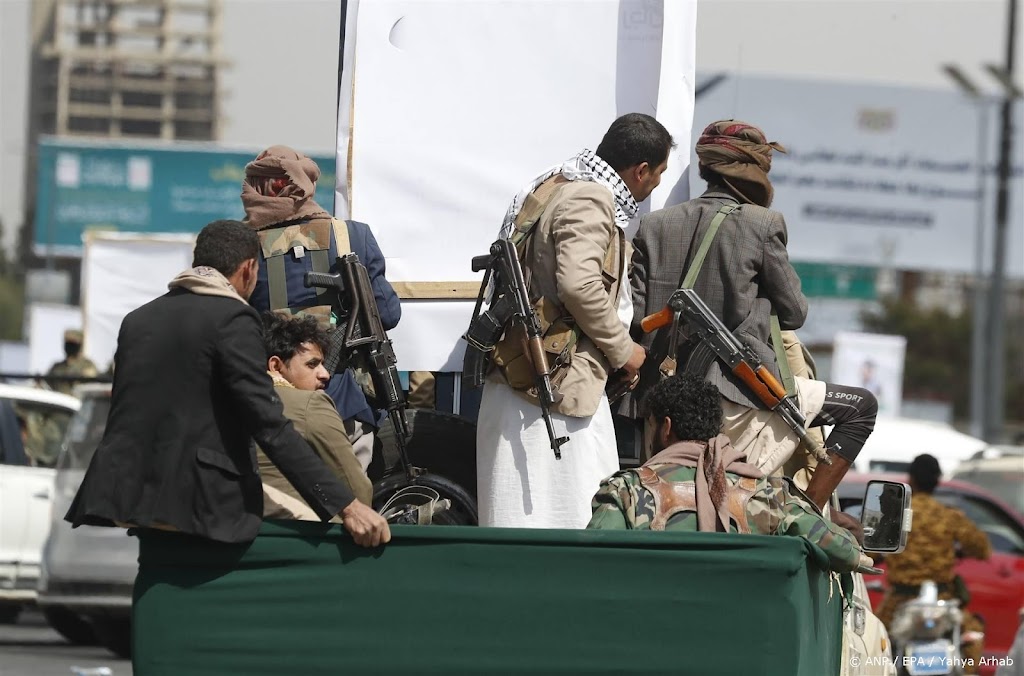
629;120;877;509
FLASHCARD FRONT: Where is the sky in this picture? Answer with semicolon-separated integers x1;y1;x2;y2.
1;0;1021;254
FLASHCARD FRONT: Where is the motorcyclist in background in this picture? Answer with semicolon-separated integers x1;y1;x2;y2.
876;453;991;674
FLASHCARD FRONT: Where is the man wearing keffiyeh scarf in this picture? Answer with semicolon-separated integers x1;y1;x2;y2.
478;113;675;530
629;120;878;514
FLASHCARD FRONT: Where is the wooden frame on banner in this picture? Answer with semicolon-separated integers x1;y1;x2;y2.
391;282;480;300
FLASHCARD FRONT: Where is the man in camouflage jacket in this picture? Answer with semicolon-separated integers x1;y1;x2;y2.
587;373;864;573
46;329;98;395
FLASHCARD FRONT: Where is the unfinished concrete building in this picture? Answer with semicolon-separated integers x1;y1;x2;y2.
30;0;224;141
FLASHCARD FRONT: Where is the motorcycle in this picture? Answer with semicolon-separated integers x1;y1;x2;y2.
889;581;983;676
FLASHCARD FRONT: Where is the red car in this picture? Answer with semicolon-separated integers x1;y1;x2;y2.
839;472;1024;675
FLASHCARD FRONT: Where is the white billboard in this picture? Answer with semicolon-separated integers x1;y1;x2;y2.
25;304;83;376
336;0;698;371
692;74;1024;278
81;232;196;371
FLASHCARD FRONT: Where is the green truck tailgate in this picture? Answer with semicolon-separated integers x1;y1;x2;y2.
133;520;844;675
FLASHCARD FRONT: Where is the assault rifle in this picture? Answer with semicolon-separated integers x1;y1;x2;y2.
462;238;569;459
641;288;831;465
305;254;413;477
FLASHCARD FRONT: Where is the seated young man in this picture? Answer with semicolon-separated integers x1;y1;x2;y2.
258;313;372;520
587;374;867;573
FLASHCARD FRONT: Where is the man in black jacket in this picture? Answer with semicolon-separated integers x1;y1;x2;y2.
66;220;390;546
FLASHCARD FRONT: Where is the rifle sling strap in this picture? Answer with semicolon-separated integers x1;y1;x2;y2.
659;204;737;372
677;202;795;398
331;218;352;256
267;255;288;311
511;175;570;242
770;313;796;397
681;203;738;290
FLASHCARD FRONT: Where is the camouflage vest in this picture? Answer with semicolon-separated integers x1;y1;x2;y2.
638;464;758;533
256;217;351;324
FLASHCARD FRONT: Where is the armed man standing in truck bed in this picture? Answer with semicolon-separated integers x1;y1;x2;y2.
628;120;878;510
476;114;672;529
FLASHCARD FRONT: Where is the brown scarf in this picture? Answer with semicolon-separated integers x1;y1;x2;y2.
643;434;764;533
241;145;332;230
695;120;787;208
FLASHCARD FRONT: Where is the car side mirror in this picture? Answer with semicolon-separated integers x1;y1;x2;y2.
860;480;912;554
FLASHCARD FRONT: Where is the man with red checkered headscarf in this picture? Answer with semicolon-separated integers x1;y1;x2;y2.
627;120;877;514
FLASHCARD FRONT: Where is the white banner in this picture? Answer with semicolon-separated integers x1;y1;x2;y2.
81;232;196;371
832;331;907;417
25;304;83;375
692;74;1024;277
337;0;698;370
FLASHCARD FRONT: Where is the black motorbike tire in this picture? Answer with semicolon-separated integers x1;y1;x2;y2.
371;408;477;500
92;616;132;659
43;606;98;645
373;472;478;526
0;604;20;624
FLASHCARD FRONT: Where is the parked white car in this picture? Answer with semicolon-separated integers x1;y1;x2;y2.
39;383;136;655
0;383;80;623
852;416;988;477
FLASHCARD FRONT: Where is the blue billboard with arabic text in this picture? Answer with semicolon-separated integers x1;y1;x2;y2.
34;137;336;255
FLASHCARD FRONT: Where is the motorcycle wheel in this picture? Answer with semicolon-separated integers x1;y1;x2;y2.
373;472;478;526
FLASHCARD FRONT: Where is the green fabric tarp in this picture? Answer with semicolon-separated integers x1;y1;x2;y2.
133;520;844;675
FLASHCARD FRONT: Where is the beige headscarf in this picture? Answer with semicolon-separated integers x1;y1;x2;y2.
644;434;764;533
241;145;331;230
167;266;247;304
695;120;787;208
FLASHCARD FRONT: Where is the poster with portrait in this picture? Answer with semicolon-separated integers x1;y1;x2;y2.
831;331;907;417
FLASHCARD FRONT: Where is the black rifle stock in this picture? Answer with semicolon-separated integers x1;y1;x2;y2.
462;239;569;459
305;254;413;477
641;288;831;465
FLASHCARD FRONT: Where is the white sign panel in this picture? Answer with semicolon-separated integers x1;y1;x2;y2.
25;304;83;375
0;342;30;376
81;232;196;371
832;331;907;417
337;0;698;370
692;74;1024;277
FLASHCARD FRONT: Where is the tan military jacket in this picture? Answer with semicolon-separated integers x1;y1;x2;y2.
257;384;372;515
492;180;633;418
47;356;99;394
